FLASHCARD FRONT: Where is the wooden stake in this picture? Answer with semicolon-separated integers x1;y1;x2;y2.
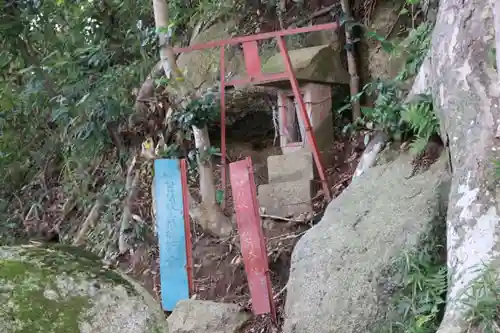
340;0;361;121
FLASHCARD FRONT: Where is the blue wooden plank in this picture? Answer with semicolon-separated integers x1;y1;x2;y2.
153;159;189;311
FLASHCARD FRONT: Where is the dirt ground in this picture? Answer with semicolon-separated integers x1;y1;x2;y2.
116;128;364;332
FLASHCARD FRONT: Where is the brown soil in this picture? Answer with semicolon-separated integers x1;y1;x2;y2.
9;117;364;333
113;131;363;332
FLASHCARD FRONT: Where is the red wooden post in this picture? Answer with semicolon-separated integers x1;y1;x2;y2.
229;157;276;322
180;159;194;295
242;41;263;78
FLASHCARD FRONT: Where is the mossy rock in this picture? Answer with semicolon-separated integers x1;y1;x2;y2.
0;244;168;333
174;20;243;91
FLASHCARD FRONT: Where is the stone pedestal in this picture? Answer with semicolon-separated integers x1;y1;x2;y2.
258;148;314;217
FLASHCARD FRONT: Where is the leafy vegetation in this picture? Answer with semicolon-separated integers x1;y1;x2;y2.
0;0;238;245
393;22;433;81
0;0;156;243
464;266;500;333
401;94;438;154
379;227;447;333
340;80;438;155
339;1;438;155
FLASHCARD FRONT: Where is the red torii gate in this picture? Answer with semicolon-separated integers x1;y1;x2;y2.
174;22;340;207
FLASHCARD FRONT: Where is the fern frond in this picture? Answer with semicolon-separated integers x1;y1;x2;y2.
409;137;429;155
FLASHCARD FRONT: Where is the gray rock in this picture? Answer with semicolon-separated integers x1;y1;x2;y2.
258;179;313;217
260;44;350;86
283;153;451;333
174;20;243;92
0;244;168;333
167;300;251;333
267;148;314;183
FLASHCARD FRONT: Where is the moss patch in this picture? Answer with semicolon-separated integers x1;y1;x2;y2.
0;260;91;333
0;245;169;333
10;245;135;294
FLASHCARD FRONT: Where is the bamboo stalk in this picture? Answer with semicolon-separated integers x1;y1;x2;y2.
340;0;361;121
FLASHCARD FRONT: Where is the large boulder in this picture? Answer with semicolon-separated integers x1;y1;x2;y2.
365;1;408;80
167;300;251;333
175;20;243;91
283;152;451;333
0;244;168;333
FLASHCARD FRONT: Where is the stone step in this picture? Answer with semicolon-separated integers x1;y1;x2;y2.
267;148;314;183
258;179;313;217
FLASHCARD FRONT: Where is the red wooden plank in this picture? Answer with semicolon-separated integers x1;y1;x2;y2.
242;41;262;77
229;157;275;320
180;159;194;295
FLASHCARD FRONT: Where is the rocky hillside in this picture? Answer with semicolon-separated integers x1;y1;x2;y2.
2;0;499;333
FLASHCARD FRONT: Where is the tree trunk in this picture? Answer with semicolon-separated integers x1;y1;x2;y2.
192;125;233;236
150;0;233;237
411;1;500;331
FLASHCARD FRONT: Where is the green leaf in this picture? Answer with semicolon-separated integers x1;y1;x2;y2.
76;93;90;106
51;107;69;122
360;106;375;117
381;40;395;53
216;190;224;205
337;102;352;114
157;26;170;34
155;77;170;87
18;66;35;74
488;46;497;69
366;31;386;42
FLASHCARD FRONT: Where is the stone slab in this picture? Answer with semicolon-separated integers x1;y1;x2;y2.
168;300;251;333
282;144;304;155
258;179;313;217
267;149;314;183
259;44;350;86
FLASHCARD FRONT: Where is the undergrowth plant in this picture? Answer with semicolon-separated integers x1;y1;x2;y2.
401;94;439;154
463;266;500;333
339;80;438;155
393;22;433;81
338;4;438;155
379;227;447;333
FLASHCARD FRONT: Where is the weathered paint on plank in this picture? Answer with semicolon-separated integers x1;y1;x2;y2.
229;157;276;319
154;159;189;311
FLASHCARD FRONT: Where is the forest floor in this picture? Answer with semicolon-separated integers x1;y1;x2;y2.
117;130;365;332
